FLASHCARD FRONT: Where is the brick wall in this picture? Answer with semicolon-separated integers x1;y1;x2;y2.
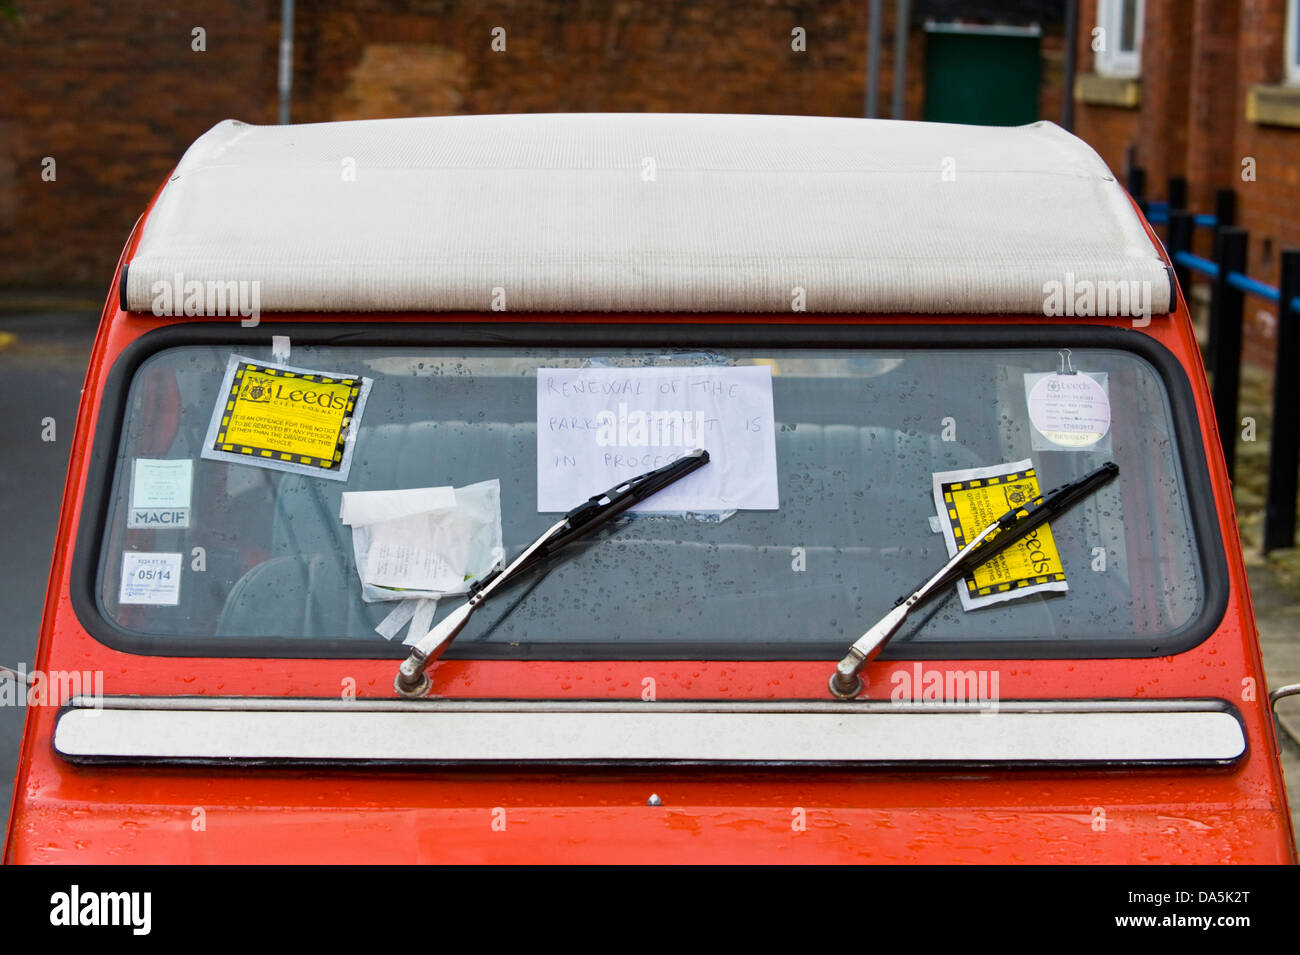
1071;0;1300;372
1073;0;1300;290
1;1;1065;290
297;1;890;121
1039;30;1065;126
1185;0;1239;214
1071;0;1140;176
1135;0;1192;191
0;1;276;289
1234;0;1300;290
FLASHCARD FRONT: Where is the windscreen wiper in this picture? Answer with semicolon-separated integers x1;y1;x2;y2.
394;449;711;697
828;461;1120;700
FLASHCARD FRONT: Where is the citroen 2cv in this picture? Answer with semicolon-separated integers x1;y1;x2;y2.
4;112;1295;863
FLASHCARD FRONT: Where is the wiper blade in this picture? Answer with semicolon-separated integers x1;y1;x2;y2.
394;449;710;697
828;461;1119;700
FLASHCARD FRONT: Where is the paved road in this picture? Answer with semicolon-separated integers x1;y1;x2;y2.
0;309;97;820
0;307;1296;852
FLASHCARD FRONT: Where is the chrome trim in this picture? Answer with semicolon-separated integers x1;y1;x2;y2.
1270;683;1300;708
54;696;1246;768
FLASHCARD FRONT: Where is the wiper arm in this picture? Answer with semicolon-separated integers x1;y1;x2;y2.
828;461;1119;700
394;449;711;697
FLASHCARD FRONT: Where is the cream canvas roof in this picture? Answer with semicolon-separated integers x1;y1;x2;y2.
124;113;1171;316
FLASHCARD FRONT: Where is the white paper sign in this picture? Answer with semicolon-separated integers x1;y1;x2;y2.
361;513;473;591
119;552;183;606
339;486;457;525
339;480;504;603
536;366;779;512
129;459;192;529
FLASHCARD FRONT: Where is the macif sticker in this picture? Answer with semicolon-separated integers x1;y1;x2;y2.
119;552;182;606
128;458;192;529
200;354;372;481
931;458;1068;612
1024;371;1111;451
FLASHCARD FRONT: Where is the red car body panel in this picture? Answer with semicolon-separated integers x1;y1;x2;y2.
4;188;1295;864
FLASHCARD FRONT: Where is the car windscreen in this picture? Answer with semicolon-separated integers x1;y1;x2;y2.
85;330;1216;660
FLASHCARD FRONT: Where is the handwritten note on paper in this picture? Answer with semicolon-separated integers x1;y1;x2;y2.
339;483;504;600
535;366;779;513
361;521;466;592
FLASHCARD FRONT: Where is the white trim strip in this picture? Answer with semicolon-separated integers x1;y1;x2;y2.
55;697;1245;767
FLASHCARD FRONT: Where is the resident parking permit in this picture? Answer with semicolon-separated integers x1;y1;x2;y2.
119;552;182;606
128;458;192;528
200;354;372;481
1024;371;1111;451
931;459;1068;611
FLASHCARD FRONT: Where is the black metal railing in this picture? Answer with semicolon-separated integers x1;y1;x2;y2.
1132;171;1300;553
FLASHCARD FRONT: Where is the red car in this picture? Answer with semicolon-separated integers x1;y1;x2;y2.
5;113;1294;863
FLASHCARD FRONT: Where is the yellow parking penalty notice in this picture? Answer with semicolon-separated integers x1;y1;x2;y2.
931;458;1068;611
200;354;373;481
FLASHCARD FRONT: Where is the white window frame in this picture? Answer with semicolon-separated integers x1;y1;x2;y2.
1287;0;1300;85
1095;0;1144;80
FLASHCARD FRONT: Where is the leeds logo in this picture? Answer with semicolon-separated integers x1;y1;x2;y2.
241;378;272;402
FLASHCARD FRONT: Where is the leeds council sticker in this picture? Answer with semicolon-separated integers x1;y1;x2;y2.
200;354;372;481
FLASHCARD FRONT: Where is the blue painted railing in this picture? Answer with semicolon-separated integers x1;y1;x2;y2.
1145;206;1217;229
1173;250;1217;279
